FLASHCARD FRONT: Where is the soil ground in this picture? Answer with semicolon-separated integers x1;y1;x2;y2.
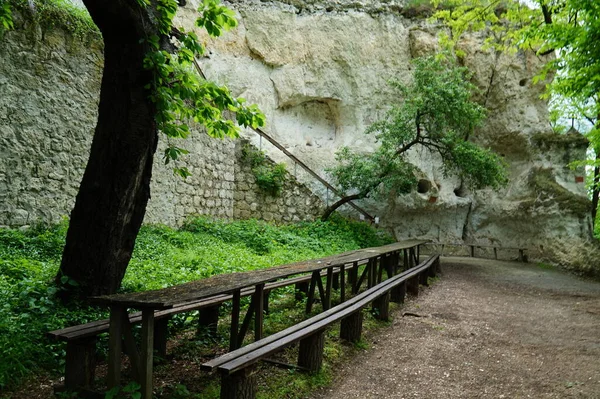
311;257;600;399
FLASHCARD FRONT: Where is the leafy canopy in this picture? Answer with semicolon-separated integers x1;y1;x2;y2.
330;56;507;200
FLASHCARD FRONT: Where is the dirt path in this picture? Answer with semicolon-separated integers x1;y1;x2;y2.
311;257;600;399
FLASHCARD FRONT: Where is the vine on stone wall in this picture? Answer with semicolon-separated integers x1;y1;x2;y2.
241;143;287;196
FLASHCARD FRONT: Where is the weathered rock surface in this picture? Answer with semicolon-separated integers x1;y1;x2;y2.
177;0;593;260
0;0;594;266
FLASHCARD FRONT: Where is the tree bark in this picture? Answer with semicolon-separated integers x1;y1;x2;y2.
321;193;364;221
57;0;159;297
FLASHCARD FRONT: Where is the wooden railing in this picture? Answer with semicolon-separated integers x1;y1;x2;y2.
424;242;528;262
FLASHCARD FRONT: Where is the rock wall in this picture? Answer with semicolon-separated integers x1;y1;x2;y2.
234;140;325;222
173;0;592;260
0;9;324;228
1;0;594;265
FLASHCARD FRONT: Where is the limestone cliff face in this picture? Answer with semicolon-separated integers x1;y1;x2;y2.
175;0;592;259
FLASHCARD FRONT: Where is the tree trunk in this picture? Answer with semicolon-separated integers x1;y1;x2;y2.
321;193;364;221
57;0;159;297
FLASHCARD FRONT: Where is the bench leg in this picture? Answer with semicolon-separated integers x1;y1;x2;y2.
332;271;340;290
198;304;220;338
64;338;97;389
220;366;257;399
263;290;270;315
420;270;430;287
435;257;442;275
373;292;390;321
154;317;169;357
390;281;406;304
340;311;363;343
298;330;325;373
349;262;358;293
295;282;309;301
407;275;419;297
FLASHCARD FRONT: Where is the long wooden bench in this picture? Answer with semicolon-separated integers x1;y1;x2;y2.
47;263;366;390
202;254;441;399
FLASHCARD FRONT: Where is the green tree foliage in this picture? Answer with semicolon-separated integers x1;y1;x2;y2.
432;0;600;228
324;56;507;220
140;0;265;177
0;0;13;32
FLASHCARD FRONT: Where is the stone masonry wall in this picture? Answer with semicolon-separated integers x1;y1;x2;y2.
233;140;325;222
0;13;322;228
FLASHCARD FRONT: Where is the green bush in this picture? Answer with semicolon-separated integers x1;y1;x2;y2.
241;143;287;196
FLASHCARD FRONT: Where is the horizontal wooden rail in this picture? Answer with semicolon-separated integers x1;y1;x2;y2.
424;242;528;262
207;255;441;399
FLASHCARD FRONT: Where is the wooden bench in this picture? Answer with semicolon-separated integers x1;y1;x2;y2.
52;240;426;398
201;254;441;399
47;264;365;390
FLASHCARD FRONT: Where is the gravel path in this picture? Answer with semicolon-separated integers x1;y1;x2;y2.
311;257;600;399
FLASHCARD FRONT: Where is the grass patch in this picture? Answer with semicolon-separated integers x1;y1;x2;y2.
0;216;392;392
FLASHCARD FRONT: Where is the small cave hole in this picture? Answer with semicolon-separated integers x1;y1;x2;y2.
454;185;468;198
417;179;431;194
519;78;527;87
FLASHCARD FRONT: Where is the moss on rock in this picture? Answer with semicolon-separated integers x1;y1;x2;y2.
7;0;100;42
531;130;588;149
529;168;590;217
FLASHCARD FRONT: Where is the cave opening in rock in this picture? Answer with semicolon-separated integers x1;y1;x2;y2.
417;179;431;194
454;185;468;198
519;78;527;87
